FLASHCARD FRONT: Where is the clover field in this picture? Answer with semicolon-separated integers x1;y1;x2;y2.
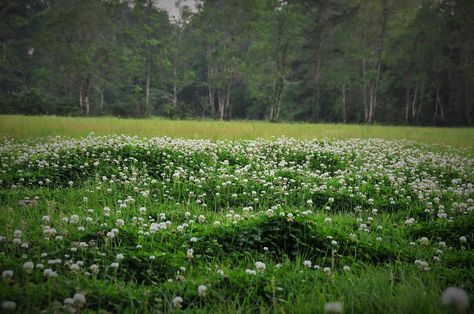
0;135;473;313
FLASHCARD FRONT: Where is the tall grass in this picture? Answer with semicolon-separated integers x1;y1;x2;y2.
1;115;473;150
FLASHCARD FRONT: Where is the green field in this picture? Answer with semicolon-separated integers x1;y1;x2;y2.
0;116;473;313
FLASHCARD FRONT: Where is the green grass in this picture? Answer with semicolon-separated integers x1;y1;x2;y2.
0;120;473;313
1;115;473;151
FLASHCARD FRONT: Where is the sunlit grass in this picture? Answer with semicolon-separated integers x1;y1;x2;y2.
1;115;473;152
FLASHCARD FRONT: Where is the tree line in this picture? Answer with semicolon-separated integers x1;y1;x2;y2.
1;0;473;125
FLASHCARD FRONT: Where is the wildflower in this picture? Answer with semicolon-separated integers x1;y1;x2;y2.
64;298;74;305
414;260;430;271
73;293;86;305
459;236;467;243
405;218;415;225
245;269;257;275
198;285;207;297
441;287;469;312
23;261;34;272
419;237;429;245
116;253;124;261
323;267;331;275
70;263;80;272
187;248;194;259
90;264;99;273
2;270;13;279
172;296;183;309
343;265;351;272
303;260;312;268
110;262;119;268
255;261;266;272
324;218;332;223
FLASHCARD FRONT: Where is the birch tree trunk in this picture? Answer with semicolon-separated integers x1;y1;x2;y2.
206;44;214;118
367;0;389;124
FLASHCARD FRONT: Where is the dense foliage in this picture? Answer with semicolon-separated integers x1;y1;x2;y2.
1;0;473;125
0;135;473;312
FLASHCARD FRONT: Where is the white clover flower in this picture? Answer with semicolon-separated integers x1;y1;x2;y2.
187;248;194;259
324;301;343;313
172;296;183;309
116;254;124;261
343;265;351;272
23;261;34;272
323;267;331;275
198;215;206;223
459;236;467;243
303;260;312;268
110;262;119;268
73;293;86;305
324;218;332;223
64;298;74;305
2;270;13;279
419;237;429;245
441;287;469;312
245;269;257;276
198;285;207;297
405;218;415;225
70;263;80;272
116;219;125;227
255;261;266;272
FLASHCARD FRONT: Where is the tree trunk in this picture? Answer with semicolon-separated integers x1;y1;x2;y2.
100;86;104;114
367;0;389;124
145;48;151;117
342;84;347;123
206;44;214;118
434;86;445;122
361;30;368;123
405;80;410;123
411;82;418;120
218;90;225;121
465;81;472;125
224;79;231;120
172;2;183;112
79;78;90;116
172;45;178;111
312;20;322;122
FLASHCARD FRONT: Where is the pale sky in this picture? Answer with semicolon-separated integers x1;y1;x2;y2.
152;0;200;22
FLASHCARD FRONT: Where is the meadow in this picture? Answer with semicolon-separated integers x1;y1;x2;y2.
0;116;473;313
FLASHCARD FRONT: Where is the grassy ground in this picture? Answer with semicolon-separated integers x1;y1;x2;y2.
0;115;473;152
0;117;473;313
